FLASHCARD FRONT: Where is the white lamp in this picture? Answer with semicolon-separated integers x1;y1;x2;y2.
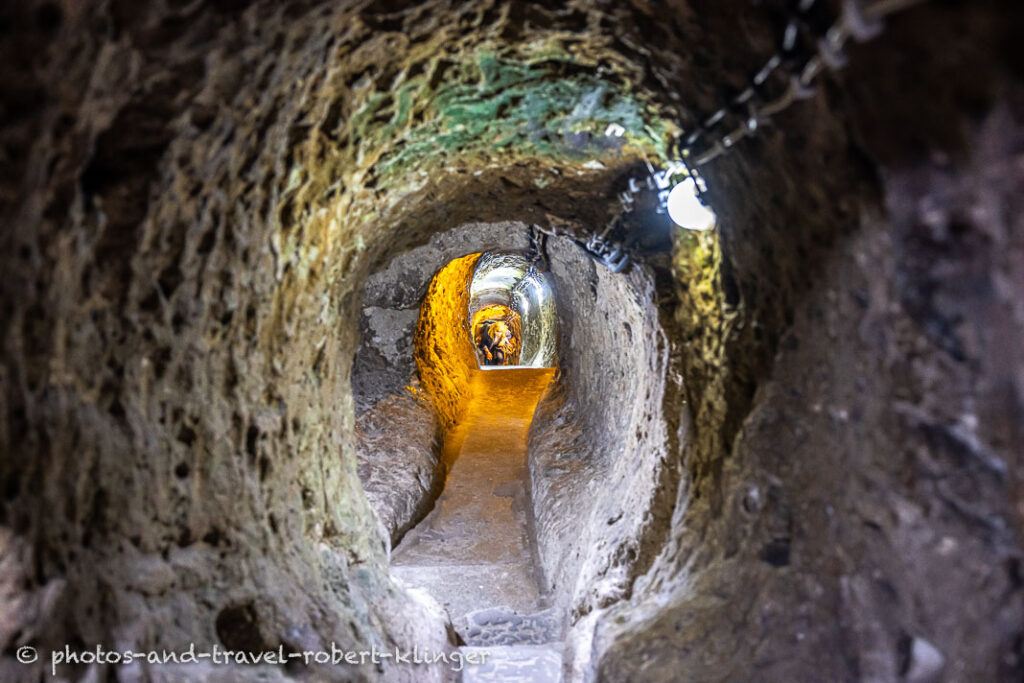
667;177;717;231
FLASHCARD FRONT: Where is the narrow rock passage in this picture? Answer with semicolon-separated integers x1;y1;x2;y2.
392;367;554;617
391;367;565;680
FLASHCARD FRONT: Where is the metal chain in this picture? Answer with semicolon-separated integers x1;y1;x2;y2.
529;221;631;273
678;0;931;167
584;228;630;273
526;224;551;272
589;0;930;271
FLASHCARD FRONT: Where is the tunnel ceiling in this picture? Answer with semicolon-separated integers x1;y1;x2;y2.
2;0;1023;681
266;1;693;263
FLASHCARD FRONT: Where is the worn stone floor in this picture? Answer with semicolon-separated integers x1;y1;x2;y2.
391;367;563;680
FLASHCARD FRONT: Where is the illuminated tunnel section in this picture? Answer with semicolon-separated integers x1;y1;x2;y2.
413;253;558;422
393;251;560;622
472;304;522;366
412;253;482;431
354;221;675;649
469;253;558;369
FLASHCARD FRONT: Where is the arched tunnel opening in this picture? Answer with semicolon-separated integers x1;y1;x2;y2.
394;250;560;622
466;252;557;369
2;1;1024;682
354;223;670;628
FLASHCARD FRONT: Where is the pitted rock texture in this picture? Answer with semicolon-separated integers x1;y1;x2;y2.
588;6;1024;683
355;389;442;549
1;0;1023;681
455;606;562;647
527;235;681;621
2;0;667;677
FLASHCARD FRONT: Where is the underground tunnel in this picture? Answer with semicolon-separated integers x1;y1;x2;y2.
1;0;1023;681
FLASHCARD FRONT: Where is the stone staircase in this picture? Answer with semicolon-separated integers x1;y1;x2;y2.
455;607;564;682
390;369;565;682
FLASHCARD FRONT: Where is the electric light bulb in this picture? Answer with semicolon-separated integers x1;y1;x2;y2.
667;177;717;231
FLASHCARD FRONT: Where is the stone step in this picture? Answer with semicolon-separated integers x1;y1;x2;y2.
390;564;543;619
455;606;562;647
458;645;563;683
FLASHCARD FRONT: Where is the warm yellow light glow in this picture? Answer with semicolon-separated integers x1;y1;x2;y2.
441;366;555;465
667;177;717;231
414;253;481;430
471;305;522;366
415;252;558;432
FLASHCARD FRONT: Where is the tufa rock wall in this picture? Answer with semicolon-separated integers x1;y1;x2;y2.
1;0;1022;680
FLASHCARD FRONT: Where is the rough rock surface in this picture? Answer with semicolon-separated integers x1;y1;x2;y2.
455;606;562;647
527;236;681;623
1;0;1022;681
589;5;1024;683
355;390;442;549
414;253;481;432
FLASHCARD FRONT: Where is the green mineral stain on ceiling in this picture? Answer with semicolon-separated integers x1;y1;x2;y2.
352;50;674;181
